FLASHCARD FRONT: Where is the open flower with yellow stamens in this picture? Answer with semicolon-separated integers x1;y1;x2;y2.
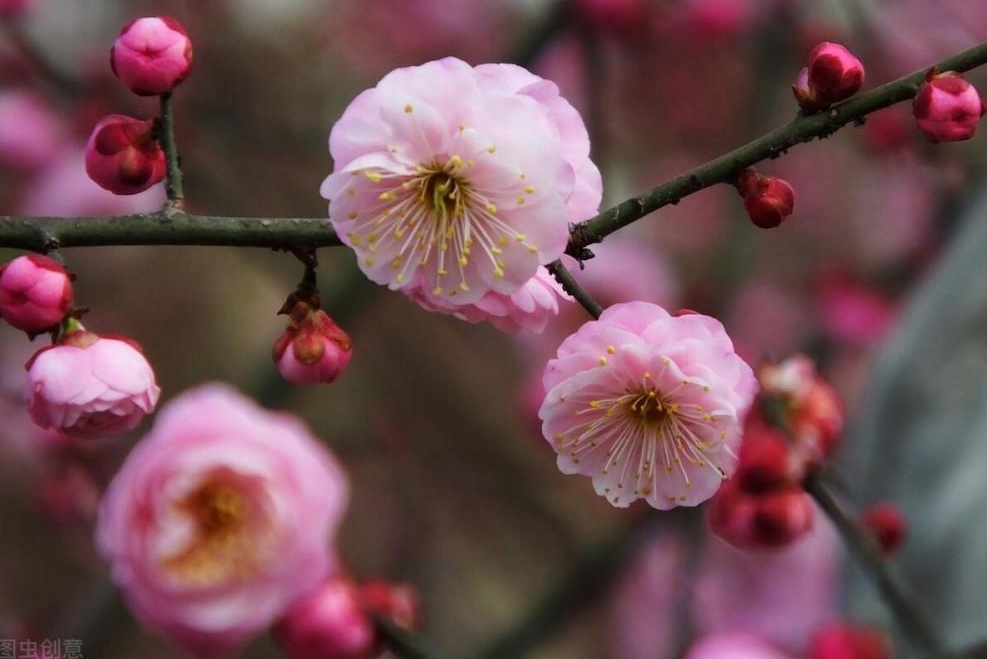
539;302;757;509
95;384;348;658
321;57;601;311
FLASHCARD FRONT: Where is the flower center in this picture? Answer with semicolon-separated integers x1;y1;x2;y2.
162;477;268;586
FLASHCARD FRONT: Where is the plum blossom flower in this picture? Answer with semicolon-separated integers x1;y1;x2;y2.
26;327;159;438
322;57;601;311
96;384;349;658
539;302;757;509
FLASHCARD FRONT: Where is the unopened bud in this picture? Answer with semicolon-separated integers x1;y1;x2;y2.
809;624;891;659
708;478;814;549
0;254;73;335
860;502;907;557
85;114;165;195
274;577;377;659
737;169;795;229
913;70;986;143
273;300;353;386
111;16;193;96
793;42;864;112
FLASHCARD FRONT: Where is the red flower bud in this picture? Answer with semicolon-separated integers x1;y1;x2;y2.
913;70;986;143
274;577;377;659
708;478;814;549
737;169;795;229
0;254;73;335
793;42;865;112
273;300;353;386
85;114;165;195
111;16;193;96
860;502;907;557
809;624;891;659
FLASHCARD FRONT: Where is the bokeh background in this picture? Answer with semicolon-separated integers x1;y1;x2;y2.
1;1;987;658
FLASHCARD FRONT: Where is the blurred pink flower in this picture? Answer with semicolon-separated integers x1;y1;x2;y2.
539;302;756;509
274;577;377;659
96;383;349;658
0;254;73;335
814;273;896;348
684;632;794;659
692;520;839;654
18;145;165;216
26;329;160;439
0;0;32;19
322;57;601;310
413;266;571;334
111;16;194;96
0;90;65;172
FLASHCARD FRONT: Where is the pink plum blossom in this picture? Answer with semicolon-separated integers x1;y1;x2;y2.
912;70;986;143
539;302;757;509
96;384;349;658
111;16;194;96
0;254;73;335
684;633;794;659
412;266;571;334
26;328;160;439
321;57;601;312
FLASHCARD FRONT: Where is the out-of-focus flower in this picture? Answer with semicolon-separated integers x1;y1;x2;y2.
860;502;907;557
912;70;986;143
758;354;843;466
273;295;352;385
572;0;652;35
111;16;194;96
0;0;32;19
85;114;166;195
96;384;349;658
412;266;571;334
358;580;421;631
539;301;757;509
322;57;601;311
682;0;758;37
684;632;794;659
18;145;166;216
0;90;65;171
814;273;896;348
793;42;865;112
0;254;73;335
808;624;891;659
26;326;159;439
693;521;839;654
736;169;795;229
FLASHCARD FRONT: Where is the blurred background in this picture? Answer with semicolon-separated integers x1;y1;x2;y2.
1;0;987;658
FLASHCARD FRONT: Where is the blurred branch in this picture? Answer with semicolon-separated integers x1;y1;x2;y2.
566;38;987;254
547;259;603;319
804;473;942;654
375;616;450;659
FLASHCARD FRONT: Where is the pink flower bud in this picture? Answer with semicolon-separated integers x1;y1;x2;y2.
860;502;907;557
912;70;986;143
273;302;353;386
110;16;193;96
793;42;865;111
274;577;378;659
737;169;795;229
0;254;73;335
809;624;891;659
85;114;165;195
733;423;797;494
26;328;160;438
707;478;814;549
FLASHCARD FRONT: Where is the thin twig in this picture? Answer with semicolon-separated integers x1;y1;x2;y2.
375;617;450;659
803;473;942;654
158;91;185;214
547;259;603;319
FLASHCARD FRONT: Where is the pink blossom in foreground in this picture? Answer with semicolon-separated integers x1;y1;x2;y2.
793;42;865;112
539;302;757;509
96;384;349;658
0;254;73;335
912;70;986;142
684;633;794;659
26;328;159;439
322;57;601;310
85;114;166;195
412;266;571;334
111;16;194;96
